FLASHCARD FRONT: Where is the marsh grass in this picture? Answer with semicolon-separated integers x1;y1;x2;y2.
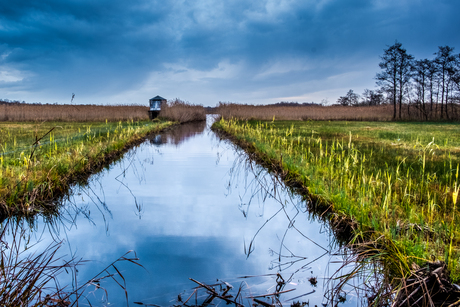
0;103;149;122
216;102;460;121
213;119;460;284
0;219;143;306
216;103;394;121
0;220;73;306
0;120;173;215
159;99;206;123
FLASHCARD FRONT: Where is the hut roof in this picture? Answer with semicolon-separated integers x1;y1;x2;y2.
150;95;166;101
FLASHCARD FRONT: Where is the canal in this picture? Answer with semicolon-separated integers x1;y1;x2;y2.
3;116;369;306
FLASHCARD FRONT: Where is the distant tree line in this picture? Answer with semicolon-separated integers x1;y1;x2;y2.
0;99;27;104
0;99;146;107
229;101;323;107
273;101;319;107
337;42;460;120
0;99;62;105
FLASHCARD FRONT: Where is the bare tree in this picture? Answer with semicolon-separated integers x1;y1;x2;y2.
377;43;399;119
452;54;460;93
426;59;438;114
376;41;413;119
447;53;460;117
411;59;431;120
362;89;384;106
454;54;460;85
336;89;359;106
434;46;456;119
396;44;414;119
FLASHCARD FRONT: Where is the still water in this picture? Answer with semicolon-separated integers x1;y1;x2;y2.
6;116;371;306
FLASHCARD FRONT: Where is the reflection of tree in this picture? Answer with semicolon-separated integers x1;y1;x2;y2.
146;120;206;146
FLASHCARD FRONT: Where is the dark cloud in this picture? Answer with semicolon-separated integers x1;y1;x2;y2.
0;0;459;105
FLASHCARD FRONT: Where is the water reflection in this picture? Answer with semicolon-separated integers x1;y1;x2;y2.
219;145;342;305
0;116;376;306
147;120;206;146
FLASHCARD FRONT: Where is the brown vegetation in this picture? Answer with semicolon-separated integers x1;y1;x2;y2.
0;102;149;121
0;219;143;306
216;102;460;121
146;120;206;146
159;99;206;123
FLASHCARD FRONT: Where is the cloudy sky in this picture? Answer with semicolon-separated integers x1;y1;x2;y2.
1;0;459;107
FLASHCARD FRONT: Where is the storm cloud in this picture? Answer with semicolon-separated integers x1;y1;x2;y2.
1;0;459;106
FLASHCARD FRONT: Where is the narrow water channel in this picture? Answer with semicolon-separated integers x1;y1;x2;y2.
4;116;372;306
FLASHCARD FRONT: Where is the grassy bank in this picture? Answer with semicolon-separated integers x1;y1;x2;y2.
0;120;174;215
213;119;460;284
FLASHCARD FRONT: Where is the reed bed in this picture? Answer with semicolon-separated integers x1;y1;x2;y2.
159;99;206;123
0;219;143;306
0;120;173;215
0;102;149;122
213;119;460;286
216;102;460;121
0;220;71;306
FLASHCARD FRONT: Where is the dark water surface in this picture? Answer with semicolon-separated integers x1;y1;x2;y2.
6;116;370;306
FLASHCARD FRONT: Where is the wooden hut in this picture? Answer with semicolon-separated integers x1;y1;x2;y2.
148;95;167;119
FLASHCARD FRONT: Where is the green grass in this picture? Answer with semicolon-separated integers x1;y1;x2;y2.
0;119;173;213
213;118;460;282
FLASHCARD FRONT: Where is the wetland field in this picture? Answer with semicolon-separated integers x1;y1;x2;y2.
1;117;365;307
0;120;175;215
213;118;460;305
0;100;205;215
2;101;460;306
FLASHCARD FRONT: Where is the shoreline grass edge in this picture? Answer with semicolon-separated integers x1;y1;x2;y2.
212;118;460;305
0;120;177;218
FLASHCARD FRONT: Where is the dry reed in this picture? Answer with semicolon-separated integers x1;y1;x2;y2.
0;219;144;306
0;103;149;122
0;220;73;306
216;102;460;121
159;99;206;123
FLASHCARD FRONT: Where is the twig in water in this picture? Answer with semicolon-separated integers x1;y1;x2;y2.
246;288;296;298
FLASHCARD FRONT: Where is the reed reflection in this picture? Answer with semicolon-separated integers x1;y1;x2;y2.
147;120;206;146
